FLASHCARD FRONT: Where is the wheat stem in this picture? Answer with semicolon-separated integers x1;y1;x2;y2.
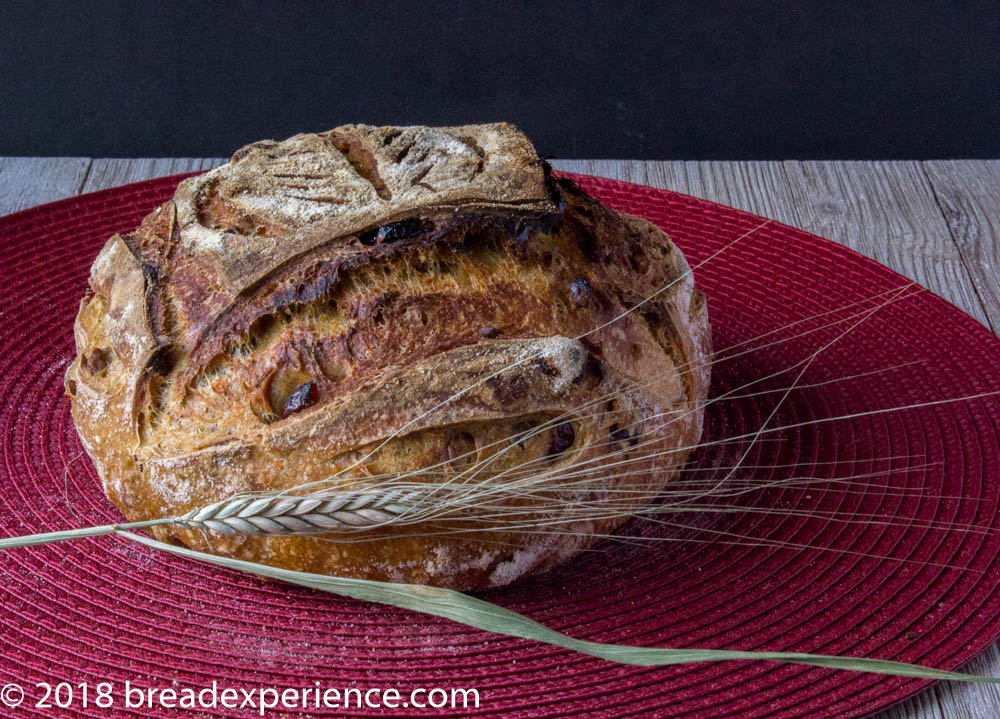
115;529;1000;683
0;518;172;549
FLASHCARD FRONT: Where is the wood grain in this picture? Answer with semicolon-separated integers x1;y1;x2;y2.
0;156;91;215
923;160;1000;334
782;161;991;328
556;159;992;325
6;157;1000;719
81;157;225;194
648;160;802;227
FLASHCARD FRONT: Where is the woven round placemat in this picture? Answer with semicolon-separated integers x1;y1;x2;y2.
1;173;999;718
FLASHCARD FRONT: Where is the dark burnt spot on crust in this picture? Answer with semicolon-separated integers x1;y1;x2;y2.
569;277;591;304
530;343;587;387
582;350;604;382
264;259;344;308
141;263;158;286
515;211;563;244
391;137;417;163
282;380;318;418
515;223;533;245
148;345;179;376
535;360;558;378
359;218;431;246
140;262;179;344
574;227;597;261
82;347;111;375
556;176;583;195
609;423;630;446
546;421;575;458
567;345;583;371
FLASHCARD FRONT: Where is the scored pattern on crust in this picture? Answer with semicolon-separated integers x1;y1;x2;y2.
64;123;711;589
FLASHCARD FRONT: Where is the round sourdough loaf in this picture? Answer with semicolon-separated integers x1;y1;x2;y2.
65;123;711;589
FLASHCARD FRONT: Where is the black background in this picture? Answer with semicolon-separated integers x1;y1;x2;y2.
2;1;997;159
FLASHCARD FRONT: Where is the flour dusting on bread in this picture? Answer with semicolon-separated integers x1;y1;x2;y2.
66;123;711;590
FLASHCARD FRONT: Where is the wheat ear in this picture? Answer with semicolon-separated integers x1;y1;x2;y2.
0;487;432;549
175;488;424;536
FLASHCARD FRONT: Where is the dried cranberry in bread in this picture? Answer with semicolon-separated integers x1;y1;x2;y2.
65;123;711;590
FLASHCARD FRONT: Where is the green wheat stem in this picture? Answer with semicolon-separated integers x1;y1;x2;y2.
0;518;172;548
112;529;1000;683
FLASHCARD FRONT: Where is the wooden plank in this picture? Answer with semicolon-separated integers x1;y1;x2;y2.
573;159;992;332
0;157;91;215
913;644;1000;719
645;160;803;227
923;160;1000;333
0;157;225;217
782;161;992;329
81;157;226;193
552;159;648;185
906;160;1000;718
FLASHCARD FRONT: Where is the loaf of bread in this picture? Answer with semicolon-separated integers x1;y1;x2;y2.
65;123;711;590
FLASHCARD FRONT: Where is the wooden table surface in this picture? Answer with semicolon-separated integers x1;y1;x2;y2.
2;157;999;718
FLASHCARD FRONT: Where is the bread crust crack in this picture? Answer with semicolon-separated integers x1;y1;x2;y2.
66;123;711;589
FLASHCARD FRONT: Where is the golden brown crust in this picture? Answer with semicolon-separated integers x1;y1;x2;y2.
65;123;711;589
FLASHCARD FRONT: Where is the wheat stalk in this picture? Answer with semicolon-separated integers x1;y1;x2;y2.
0;486;436;549
112;529;1000;684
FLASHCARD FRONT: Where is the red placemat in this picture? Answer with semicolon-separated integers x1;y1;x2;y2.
1;173;999;718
